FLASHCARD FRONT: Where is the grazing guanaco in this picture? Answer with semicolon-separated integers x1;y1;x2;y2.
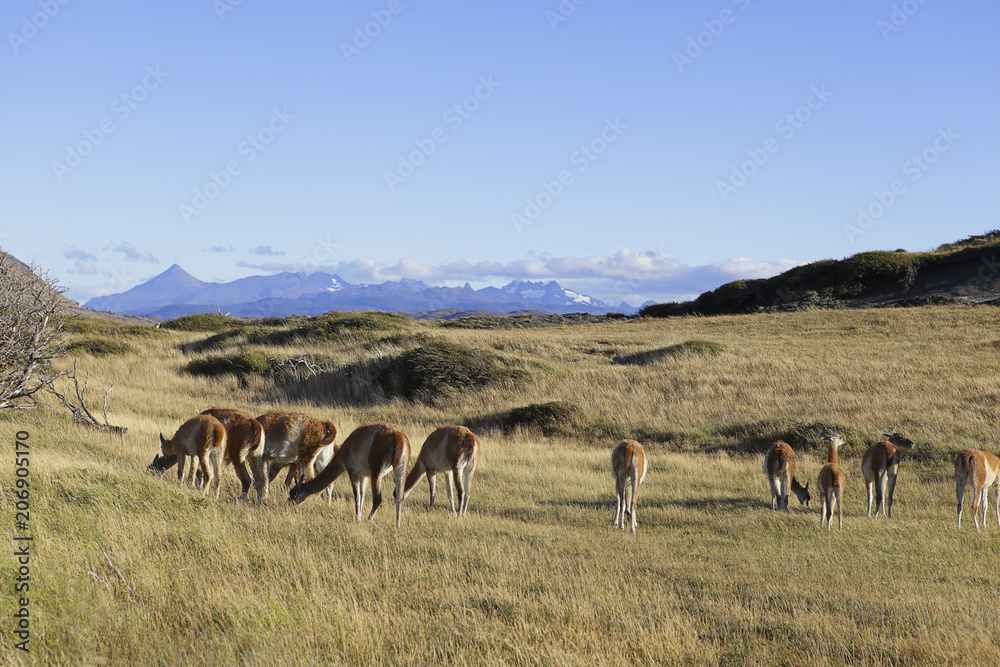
611;439;647;534
157;414;227;497
861;426;914;518
283;442;337;505
254;412;337;501
955;449;1000;531
150;408;264;500
763;440;810;510
402;425;480;517
289;423;411;528
201;407;264;500
817;433;846;532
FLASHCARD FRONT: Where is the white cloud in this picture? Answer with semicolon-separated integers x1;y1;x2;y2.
67;260;98;275
106;242;158;263
249;245;285;256
63;246;97;262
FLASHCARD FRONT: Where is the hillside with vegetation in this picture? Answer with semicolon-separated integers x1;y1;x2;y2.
642;232;1000;317
2;297;1000;664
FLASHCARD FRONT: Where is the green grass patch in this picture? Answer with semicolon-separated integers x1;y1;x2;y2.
65;338;133;356
184;352;276;379
179;326;272;354
63;317;160;337
613;340;726;365
161;313;244;332
253;311;410;346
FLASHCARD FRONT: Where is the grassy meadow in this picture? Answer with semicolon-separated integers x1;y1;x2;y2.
3;305;1000;665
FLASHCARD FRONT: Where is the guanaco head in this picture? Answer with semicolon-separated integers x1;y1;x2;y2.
288;473;307;504
883;425;914;449
821;433;845;449
159;432;177;456
796;481;811;507
148;452;177;473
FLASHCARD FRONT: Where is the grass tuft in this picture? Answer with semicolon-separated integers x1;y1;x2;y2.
613;339;726;365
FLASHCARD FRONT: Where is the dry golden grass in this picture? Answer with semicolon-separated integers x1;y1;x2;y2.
2;305;1000;665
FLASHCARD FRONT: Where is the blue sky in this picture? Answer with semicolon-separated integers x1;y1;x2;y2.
2;0;997;307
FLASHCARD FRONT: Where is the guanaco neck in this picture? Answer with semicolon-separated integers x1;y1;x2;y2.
826;441;840;466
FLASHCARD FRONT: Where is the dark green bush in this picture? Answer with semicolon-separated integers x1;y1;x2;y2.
505;401;581;436
389;340;524;399
184;352;275;379
834;251;922;297
161;313;243;332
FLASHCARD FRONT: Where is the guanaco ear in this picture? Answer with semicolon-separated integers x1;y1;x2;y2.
298;473;305;485
805;482;809;491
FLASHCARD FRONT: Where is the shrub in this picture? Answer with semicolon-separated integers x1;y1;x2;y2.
184;352;275;379
834;251;922;297
613;340;725;365
505;401;581;436
161;313;243;332
389;340;524;399
66;338;132;356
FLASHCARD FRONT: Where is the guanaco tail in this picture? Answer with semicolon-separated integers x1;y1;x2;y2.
611;439;648;534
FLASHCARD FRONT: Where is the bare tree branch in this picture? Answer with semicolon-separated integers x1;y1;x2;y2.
46;362;127;434
0;250;68;409
101;547;136;600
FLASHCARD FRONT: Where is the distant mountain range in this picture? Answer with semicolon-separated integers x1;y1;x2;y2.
83;265;640;319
